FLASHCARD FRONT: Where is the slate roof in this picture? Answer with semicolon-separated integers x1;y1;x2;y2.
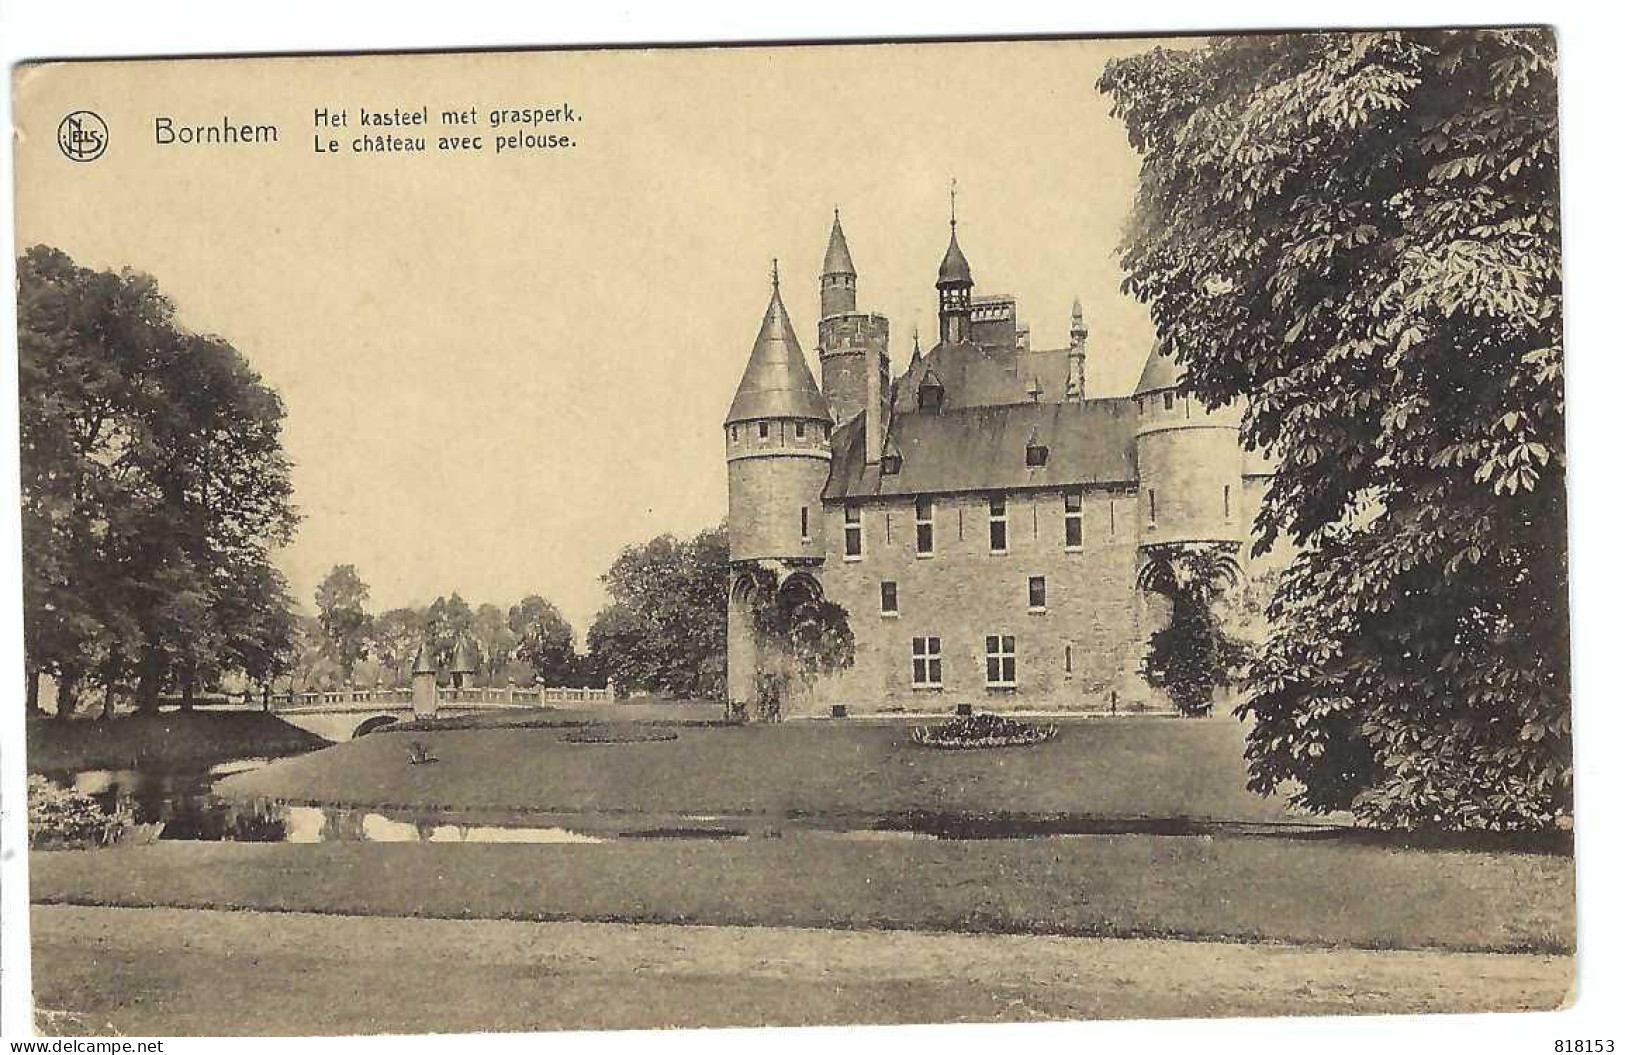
411;641;437;675
824;398;1138;500
937;224;973;286
1134;345;1184;395
822;211;856;275
892;339;1074;412
450;635;480;675
724;279;833;425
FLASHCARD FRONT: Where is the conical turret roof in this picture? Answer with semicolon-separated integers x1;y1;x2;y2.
1134;345;1186;395
724;271;833;425
411;640;437;675
822;210;856;276
450;635;479;675
937;223;973;287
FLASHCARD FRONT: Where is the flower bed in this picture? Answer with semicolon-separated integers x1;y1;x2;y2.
910;713;1058;749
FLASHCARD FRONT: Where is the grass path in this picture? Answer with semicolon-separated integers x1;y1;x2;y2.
30;837;1574;953
30;904;1572;1035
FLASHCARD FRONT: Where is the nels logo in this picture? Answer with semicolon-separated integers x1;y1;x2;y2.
57;111;109;162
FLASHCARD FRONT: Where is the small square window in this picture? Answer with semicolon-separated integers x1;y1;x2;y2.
1025;444;1049;467
880;581;898;615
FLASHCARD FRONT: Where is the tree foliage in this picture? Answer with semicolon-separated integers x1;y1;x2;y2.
18;245;298;716
314;564;372;683
508;595;576;685
735;564;855;722
1101;30;1567;829
1138;544;1249;717
587;525;729;701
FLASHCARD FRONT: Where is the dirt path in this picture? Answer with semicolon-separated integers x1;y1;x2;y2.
30;905;1570;1035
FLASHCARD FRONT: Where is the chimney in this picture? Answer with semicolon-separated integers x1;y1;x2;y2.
865;342;883;464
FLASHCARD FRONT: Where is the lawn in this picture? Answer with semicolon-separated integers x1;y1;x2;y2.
220;715;1325;824
29;835;1575;954
27;710;329;773
31;905;1572;1035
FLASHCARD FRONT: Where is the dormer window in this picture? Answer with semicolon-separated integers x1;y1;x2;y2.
919;383;944;413
1025;442;1049;467
880;452;902;475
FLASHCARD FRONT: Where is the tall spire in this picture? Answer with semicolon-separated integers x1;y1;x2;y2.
726;264;832;426
936;181;973;288
822;207;855;276
936;181;974;343
1067;297;1088;401
820;207;858;320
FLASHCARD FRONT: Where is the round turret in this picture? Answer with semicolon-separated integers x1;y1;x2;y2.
1132;347;1244;547
725;267;833;563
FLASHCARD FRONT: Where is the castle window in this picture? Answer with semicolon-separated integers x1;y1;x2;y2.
1028;576;1047;613
915;496;934;556
989;495;1008;553
844;505;862;559
880;581;898;616
758;421;769;440
1064;491;1084;549
795;421;806;440
919;383;944;413
1025;443;1049;468
1224;484;1232;520
731;426;739;444
985;635;1017;688
1164;392;1175;411
1149;489;1157;526
912;636;943;688
800;506;810;542
1065;644;1073;674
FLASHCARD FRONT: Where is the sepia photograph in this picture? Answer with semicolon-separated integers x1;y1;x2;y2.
5;20;1579;1040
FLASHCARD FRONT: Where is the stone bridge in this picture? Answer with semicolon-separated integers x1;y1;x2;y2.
268;684;613;742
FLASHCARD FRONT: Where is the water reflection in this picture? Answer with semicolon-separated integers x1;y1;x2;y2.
44;762;1353;848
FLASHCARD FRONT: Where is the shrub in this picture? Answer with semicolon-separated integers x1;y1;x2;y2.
27;775;136;849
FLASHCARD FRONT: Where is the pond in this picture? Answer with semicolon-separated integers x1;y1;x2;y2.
42;760;1344;845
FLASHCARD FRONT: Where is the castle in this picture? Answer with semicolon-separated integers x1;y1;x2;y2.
723;208;1279;717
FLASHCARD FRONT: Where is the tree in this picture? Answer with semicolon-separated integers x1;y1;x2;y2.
587;525;729;700
18;246;298;717
1101;30;1566;829
735;565;855;722
1137;544;1250;717
425;593;474;671
370;607;427;686
509;595;575;686
314;564;372;684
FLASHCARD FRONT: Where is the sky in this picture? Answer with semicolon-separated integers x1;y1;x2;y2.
13;37;1172;637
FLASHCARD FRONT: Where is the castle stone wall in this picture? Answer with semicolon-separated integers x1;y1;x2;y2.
805;486;1149;717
